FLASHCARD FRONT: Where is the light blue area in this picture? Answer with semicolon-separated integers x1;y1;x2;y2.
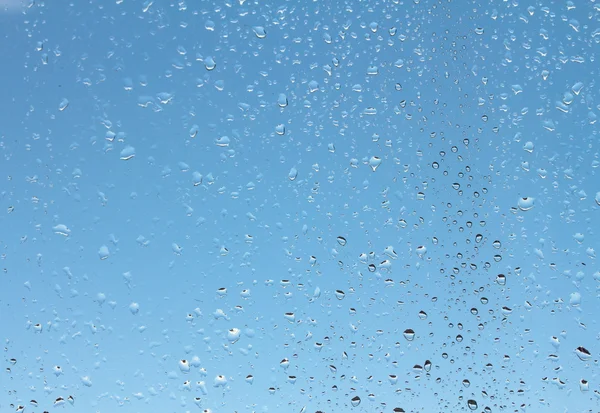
1;1;599;412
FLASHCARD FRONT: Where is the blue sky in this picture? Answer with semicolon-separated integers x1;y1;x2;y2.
1;0;599;412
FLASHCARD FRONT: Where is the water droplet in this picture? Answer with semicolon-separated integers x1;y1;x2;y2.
275;124;286;135
337;236;347;246
517;197;535;211
120;146;136;160
252;26;267;38
192;172;203;186
277;93;288;108
204;56;216;71
416;245;427;258
369;156;382;171
335;290;345;300
462;379;470;387
467;399;478;410
350;396;361;407
418;311;427;320
474;27;484;35
575;346;591;361
189;125;199;138
58;98;69;111
227;328;241;343
179;359;190;373
403;329;415;341
215;136;230;147
523;141;534;152
53;224;71;236
288;167;298;181
129;302;140;315
98;245;110;260
424;360;432;372
595;192;600;206
496;274;506;285
213;375;227;387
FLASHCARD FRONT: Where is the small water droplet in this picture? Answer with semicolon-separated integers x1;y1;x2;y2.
204;56;216;71
58;98;69;111
129;302;140;315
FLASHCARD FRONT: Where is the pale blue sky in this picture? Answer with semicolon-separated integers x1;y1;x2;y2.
1;1;599;412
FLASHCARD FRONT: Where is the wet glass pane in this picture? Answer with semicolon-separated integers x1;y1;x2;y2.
1;0;599;411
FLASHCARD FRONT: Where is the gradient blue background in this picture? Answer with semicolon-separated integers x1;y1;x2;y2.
1;0;599;412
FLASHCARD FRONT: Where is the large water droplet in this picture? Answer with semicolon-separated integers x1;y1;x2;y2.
98;245;110;260
227;328;241;343
252;26;267;38
277;93;288;108
204;56;216;71
369;156;382;171
403;329;415;341
467;399;478;410
350;396;361;407
120;145;136;160
575;346;591;361
517;197;535;211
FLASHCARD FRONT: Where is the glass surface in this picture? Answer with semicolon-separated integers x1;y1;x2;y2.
1;0;599;412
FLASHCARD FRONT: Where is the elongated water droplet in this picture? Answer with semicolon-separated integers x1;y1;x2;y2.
278;93;288;108
288;167;298;181
58;98;69;111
